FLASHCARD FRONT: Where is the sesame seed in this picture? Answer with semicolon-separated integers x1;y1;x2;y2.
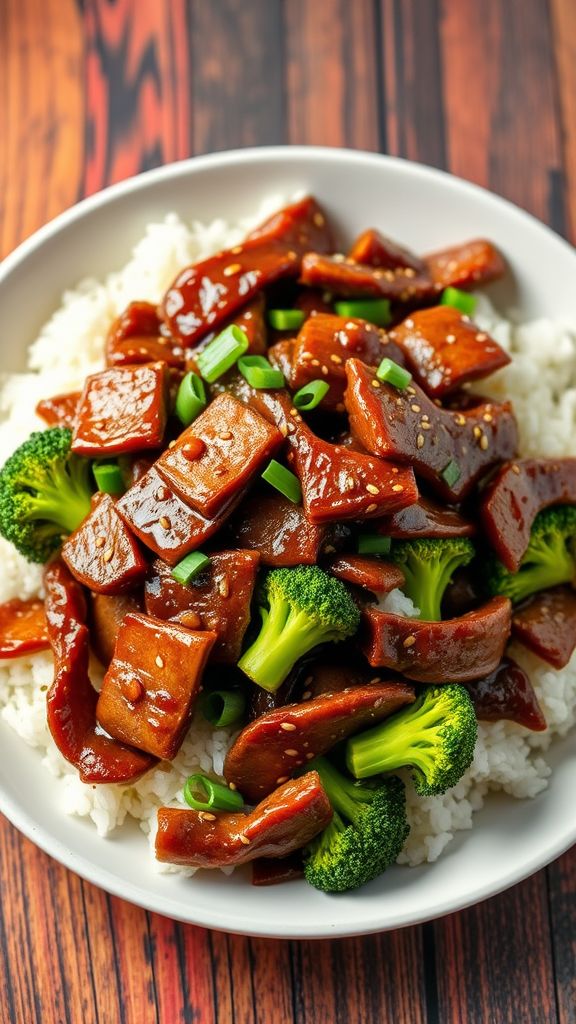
483;412;493;423
305;752;315;760
330;353;343;364
229;782;237;790
155;654;164;668
366;484;380;495
218;577;230;598
95;536;105;548
411;404;421;413
219;431;232;441
392;484;404;492
281;722;297;732
480;435;489;450
231;245;243;254
446;334;456;343
276;776;289;785
422;413;430;421
159;516;170;530
421;421;431;430
405;319;415;329
406;386;416;395
168;440;177;449
313;211;325;227
321;365;329;375
403;635;416;648
202;812;216;821
279;422;288;437
417;434;425;448
311;358;321;367
284;749;299;757
366;503;378;512
476;332;487;341
454;413;466;426
223;263;242;276
102;547;114;562
404;268;416;278
371;379;381;388
512;464;521;475
369;677;382;685
473;426;482;439
239;834;251;845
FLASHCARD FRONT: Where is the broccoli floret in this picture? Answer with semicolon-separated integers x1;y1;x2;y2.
303;756;409;893
390;537;475;621
346;684;477;797
484;506;576;605
0;427;93;563
237;565;360;692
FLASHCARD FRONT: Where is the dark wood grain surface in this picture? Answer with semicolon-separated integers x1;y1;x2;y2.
0;2;575;1021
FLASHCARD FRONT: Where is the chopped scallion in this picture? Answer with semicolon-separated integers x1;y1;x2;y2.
440;287;477;316
171;551;211;585
183;774;244;812
199;689;246;728
357;534;392;555
334;298;392;326
92;462;125;495
293;379;330;410
376;358;412;390
268;309;305;331
261;459;302;504
175;371;207;425
196;325;249;383
441;459;461;487
237;355;285;389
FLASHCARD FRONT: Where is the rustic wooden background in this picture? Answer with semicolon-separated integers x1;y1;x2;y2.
0;1;575;1021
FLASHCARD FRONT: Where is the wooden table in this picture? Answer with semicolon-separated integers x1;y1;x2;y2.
1;2;575;1021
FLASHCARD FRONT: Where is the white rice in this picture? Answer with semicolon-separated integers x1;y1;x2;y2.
1;206;575;871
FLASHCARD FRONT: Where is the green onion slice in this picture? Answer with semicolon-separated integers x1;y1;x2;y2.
268;309;305;331
183;774;244;812
376;357;412;390
199;689;246;728
175;371;207;426
441;459;461;488
334;298;392;327
92;462;125;495
293;380;330;410
171;551;211;585
357;533;392;555
237;355;285;389
196;325;249;383
440;286;477;316
261;459;302;504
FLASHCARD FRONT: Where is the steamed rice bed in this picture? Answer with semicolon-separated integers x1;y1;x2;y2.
1;201;575;873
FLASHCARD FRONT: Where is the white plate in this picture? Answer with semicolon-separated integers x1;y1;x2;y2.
0;147;575;938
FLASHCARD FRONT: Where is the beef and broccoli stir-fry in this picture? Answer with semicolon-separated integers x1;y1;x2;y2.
1;195;576;893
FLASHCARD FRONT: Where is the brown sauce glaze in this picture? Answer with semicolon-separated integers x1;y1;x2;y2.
466;657;546;731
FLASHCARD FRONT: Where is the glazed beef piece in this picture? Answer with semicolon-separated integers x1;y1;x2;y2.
106;300;185;370
90;590;144;666
424;239;506;292
375;495;475;539
155;772;333;869
344;358;518;502
361;596;512;682
348;229;427;273
300;252;435;304
0;599;49;658
116;465;241;566
251;854;304;886
245;387;418;523
281;314;405;412
186;295;268;373
35;391;81;429
44;561;156;784
228;490;331;566
96;612;216;760
162;197;333;345
224;681;415;803
326;555;405;597
480;458;576;571
144;550;260;664
72;363;169;456
511;587;576;670
155;393;283;520
62;493;148;595
298;656;384;698
466;657;546;731
388;306;510;399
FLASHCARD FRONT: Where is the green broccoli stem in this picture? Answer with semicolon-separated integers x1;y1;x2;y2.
402;555;465;621
310;756;372;827
238;602;338;693
346;696;448;779
20;458;92;534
